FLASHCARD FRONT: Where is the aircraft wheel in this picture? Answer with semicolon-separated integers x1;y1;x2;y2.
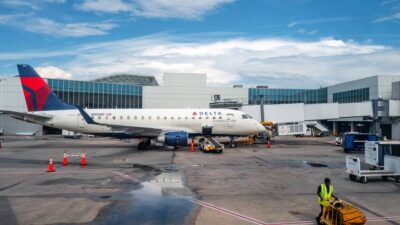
138;142;147;150
360;176;368;183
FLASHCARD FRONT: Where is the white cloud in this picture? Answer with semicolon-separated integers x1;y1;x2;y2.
298;29;318;35
288;17;354;28
0;0;65;10
0;2;115;37
75;0;235;19
0;14;23;24
1;15;117;37
43;0;66;3
0;0;39;10
64;36;398;87
308;30;318;35
76;0;132;13
35;66;72;79
25;18;117;37
1;35;399;88
131;0;235;19
373;12;400;24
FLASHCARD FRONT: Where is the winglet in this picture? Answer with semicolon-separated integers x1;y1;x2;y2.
77;107;96;124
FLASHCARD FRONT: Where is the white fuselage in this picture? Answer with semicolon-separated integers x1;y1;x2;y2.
29;108;265;137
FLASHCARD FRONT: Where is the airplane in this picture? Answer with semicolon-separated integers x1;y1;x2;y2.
1;64;266;149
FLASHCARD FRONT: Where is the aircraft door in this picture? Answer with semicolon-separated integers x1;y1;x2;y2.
227;114;235;128
202;126;213;136
77;114;85;128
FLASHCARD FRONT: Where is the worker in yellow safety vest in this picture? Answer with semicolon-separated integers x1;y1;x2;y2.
316;178;337;225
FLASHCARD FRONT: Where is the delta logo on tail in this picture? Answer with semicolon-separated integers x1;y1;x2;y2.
17;64;75;112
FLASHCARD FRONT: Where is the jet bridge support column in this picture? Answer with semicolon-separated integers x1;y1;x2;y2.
333;121;337;136
372;99;388;137
259;96;265;122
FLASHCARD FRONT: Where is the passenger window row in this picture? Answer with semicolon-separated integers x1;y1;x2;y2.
91;115;224;120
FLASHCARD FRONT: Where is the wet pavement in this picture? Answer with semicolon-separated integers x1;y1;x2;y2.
1;135;400;225
0;136;198;225
85;170;196;225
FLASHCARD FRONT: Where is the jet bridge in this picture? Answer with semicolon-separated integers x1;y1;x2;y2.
241;101;383;135
242;102;374;123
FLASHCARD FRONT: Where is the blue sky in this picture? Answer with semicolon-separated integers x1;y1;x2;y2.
0;0;399;88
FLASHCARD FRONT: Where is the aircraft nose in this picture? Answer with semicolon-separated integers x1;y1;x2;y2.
256;122;266;133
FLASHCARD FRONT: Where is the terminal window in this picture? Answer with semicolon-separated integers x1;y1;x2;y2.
333;88;369;103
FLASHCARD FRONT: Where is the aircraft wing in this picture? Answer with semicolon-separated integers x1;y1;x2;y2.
106;124;196;138
107;124;162;137
0;110;53;121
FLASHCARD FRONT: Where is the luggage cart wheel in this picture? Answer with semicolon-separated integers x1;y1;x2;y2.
361;176;368;183
349;174;357;181
381;176;388;181
395;176;400;183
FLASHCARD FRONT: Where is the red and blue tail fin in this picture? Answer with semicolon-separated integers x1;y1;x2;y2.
17;64;76;111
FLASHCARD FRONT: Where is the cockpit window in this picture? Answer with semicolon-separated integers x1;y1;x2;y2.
242;114;253;119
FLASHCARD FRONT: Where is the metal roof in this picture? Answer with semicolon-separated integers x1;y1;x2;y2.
92;74;158;86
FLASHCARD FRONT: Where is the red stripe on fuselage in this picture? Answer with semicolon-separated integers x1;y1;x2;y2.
20;77;52;111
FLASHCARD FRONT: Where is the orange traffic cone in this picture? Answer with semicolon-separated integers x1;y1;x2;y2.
190;139;195;152
267;141;271;148
80;150;87;166
62;150;68;166
47;157;55;172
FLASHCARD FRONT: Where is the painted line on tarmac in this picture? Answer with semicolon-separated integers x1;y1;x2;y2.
112;171;141;182
169;191;267;225
367;215;400;223
112;171;400;225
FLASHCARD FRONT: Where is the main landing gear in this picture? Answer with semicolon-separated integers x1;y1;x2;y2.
228;136;236;148
138;139;151;150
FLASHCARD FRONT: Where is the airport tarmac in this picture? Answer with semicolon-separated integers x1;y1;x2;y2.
0;135;399;225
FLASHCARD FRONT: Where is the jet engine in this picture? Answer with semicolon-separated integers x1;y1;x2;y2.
158;131;188;146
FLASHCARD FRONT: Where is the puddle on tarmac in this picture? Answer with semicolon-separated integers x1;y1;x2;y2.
87;170;196;225
306;162;328;168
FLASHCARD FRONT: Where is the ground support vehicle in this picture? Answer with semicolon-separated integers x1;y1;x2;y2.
320;198;366;225
343;133;378;153
365;141;400;168
346;156;400;183
199;137;224;153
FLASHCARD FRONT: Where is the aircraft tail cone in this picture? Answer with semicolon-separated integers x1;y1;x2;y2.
80;150;87;166
62;150;68;166
47;157;55;172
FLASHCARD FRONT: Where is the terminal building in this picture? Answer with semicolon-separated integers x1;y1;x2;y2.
1;71;400;139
